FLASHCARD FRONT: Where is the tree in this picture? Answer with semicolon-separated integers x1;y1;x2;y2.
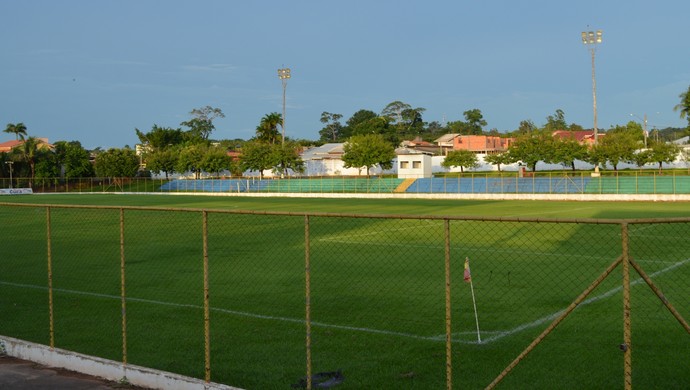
400;107;426;135
54;141;94;178
271;141;305;177
240;141;275;179
381;101;412;124
94;148;139;178
345;109;377;136
255;113;282;144
441;150;479;173
135;125;184;150
3;123;28;140
19;136;43;184
590;131;638;171
318;112;344;142
547;138;589;171
463;109;487;135
175;144;205;179
484;152;511;172
674;85;690;130
507;132;551;172
180;106;225;141
647;140;679;173
342;134;395;176
200;147;233;177
544;109;567;131
146;148;179;179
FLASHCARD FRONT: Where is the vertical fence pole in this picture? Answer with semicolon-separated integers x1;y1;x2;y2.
304;215;313;390
46;206;55;350
621;223;632;389
120;208;128;368
444;219;452;390
202;211;211;383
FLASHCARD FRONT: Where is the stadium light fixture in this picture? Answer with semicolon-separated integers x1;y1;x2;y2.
582;29;603;145
277;67;291;146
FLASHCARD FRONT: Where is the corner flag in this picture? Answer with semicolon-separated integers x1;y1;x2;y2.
464;257;471;283
464;257;481;343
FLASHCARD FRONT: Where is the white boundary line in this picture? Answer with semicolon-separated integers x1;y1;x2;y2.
2;257;687;346
475;257;690;344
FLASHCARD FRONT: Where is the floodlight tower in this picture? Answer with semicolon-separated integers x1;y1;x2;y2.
581;29;602;145
277;67;291;146
5;161;13;189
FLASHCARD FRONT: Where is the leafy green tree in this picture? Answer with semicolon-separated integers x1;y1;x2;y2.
463;109;487;135
630;149;652;168
646;140;679;173
342;134;395;176
200;147;233;177
240;141;274;179
673;85;690;130
381;101;412;124
175;144;205;179
512;119;537;136
94;148;139;177
255;112;282;144
441;150;479;173
484;152;512;172
344;109;377;136
400;107;426;135
547;138;589;171
54;141;94;178
543;109;567;131
271;141;305;177
146;148;179;179
319;112;344;142
590;131;638;171
180;106;225;141
350;116;397;145
507;132;551;172
135;125;184;150
18;136;44;184
3;122;28;140
425;121;446;137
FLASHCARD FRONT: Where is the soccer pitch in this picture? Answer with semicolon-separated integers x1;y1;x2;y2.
1;194;689;389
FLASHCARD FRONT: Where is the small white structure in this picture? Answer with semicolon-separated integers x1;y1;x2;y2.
396;148;432;178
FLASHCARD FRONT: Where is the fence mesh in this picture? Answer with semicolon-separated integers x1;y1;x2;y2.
1;203;688;389
3;172;690;195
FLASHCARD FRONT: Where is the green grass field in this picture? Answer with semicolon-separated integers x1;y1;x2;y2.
1;194;689;389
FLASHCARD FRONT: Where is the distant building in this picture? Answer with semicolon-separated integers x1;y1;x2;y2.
395;147;432;178
434;134;513;154
551;130;600;147
0;138;54;153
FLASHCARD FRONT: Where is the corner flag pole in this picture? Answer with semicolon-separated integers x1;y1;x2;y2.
464;257;481;343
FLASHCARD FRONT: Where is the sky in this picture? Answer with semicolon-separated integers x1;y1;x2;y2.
1;0;689;150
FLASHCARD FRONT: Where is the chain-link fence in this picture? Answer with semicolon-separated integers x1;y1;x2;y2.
3;172;690;195
1;203;689;389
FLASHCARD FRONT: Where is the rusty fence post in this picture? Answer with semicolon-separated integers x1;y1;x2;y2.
444;219;452;390
305;215;313;390
203;211;211;383
621;223;632;390
120;208;128;370
46;206;55;350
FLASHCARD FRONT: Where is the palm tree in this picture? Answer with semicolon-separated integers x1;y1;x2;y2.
255;113;282;144
20;136;41;186
4;123;28;140
674;85;690;129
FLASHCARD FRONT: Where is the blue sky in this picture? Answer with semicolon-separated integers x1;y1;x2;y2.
1;0;688;149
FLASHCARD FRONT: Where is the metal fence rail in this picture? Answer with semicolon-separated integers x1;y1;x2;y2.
1;203;689;389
